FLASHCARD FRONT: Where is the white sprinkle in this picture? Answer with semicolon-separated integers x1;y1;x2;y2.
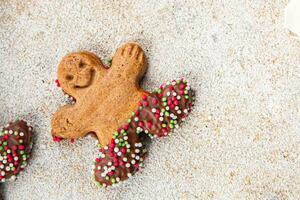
131;160;136;165
175;106;179;110
184;109;188;113
172;81;176;85
152;108;156;113
123;157;128;162
114;147;119;153
5;166;10;171
177;110;182;114
159;117;164;121
124;136;128;140
126;144;131;148
115;139;119;143
20;132;24;137
134;117;139;122
135;156;140;160
97;166;101;170
9;130;13;134
125;163;130;168
117;152;122;156
116;177;120;182
166;106;170;110
131;154;136;158
177;95;181;100
104;146;108;150
127;173;132;177
166;92;171;96
135;149;140;153
172;92;177;96
107;162;112;166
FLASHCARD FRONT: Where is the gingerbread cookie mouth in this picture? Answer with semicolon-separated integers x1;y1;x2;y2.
73;68;96;89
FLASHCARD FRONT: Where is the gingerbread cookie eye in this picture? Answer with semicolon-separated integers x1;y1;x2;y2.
0;120;33;182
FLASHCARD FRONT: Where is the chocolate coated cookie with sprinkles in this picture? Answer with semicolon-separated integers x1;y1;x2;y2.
0;120;33;183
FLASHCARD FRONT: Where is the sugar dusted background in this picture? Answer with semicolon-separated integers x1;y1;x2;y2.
0;0;300;199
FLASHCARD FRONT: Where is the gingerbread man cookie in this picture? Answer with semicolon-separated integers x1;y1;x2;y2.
52;43;149;146
52;43;194;187
0;120;33;183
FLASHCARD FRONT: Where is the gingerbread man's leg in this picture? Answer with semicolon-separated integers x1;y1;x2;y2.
52;52;108;139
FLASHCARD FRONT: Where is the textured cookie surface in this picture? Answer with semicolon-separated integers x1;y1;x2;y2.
93;79;194;186
51;43;148;146
0;120;33;182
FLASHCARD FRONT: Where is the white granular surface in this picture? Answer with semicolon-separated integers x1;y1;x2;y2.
0;0;299;199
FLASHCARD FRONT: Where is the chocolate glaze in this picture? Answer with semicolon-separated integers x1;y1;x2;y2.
0;120;33;182
93;79;194;187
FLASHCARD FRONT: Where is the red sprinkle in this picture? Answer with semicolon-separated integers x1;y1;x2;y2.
55;79;60;87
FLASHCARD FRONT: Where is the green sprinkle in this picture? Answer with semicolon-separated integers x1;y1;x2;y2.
127;119;131;123
162;124;167;128
169;124;174;129
165;112;170;116
163;102;167;106
111;178;116;183
162;97;167;102
185;95;189;99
